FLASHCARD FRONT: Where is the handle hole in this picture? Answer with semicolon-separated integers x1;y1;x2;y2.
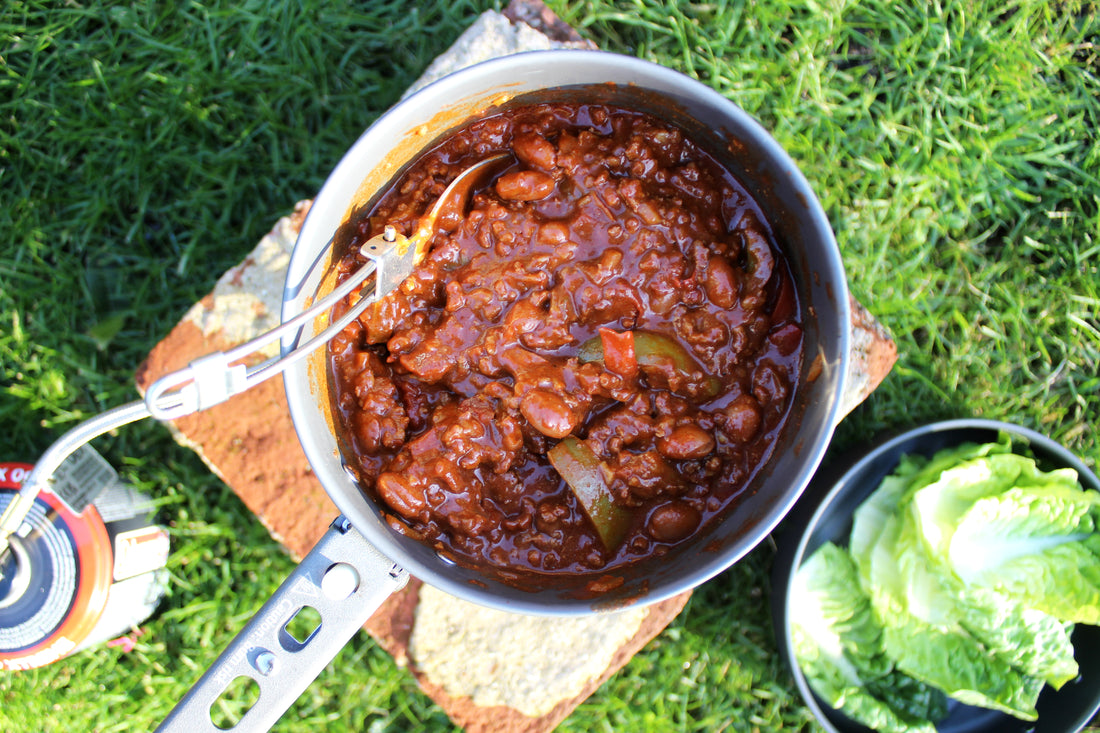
280;604;322;652
210;675;260;730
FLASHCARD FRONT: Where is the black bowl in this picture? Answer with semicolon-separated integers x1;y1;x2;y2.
772;418;1100;733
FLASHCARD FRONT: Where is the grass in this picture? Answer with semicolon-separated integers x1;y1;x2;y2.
1;0;1098;731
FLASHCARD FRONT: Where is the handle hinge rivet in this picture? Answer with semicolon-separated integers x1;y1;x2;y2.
253;649;277;677
321;562;360;601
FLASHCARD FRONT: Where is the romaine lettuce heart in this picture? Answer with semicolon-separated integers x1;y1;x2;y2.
793;433;1097;730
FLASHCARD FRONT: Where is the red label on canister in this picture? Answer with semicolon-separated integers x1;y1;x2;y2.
0;464;32;491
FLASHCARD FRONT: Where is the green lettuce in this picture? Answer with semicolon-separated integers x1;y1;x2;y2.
790;542;948;733
792;433;1099;729
949;482;1100;624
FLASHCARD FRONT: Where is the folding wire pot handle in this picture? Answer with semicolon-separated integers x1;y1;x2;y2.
0;224;403;558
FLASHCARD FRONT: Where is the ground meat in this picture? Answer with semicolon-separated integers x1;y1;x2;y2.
329;102;802;577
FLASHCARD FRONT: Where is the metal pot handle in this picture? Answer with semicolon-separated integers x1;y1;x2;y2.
156;517;409;732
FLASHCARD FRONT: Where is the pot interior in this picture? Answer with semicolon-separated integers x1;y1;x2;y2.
282;51;850;614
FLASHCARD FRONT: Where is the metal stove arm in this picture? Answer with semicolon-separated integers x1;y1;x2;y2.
156;517;409;733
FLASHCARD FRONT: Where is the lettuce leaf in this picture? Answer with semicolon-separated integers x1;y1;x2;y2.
791;542;947;733
950;484;1100;623
793;433;1099;729
881;623;1045;720
858;481;1053;718
955;588;1078;690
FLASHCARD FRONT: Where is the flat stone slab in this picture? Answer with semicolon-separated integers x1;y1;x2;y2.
135;3;898;730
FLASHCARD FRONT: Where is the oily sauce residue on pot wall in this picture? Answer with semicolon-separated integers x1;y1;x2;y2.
328;101;803;580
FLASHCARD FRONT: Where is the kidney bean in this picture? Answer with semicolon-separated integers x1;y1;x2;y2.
721;394;762;443
648;501;702;542
520;388;577;439
496;170;556;201
657;425;716;460
705;254;738;309
513;132;558;170
538;220;570;244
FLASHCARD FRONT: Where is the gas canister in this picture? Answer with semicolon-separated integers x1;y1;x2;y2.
0;448;169;671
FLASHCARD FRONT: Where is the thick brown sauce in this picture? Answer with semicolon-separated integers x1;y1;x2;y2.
329;103;802;577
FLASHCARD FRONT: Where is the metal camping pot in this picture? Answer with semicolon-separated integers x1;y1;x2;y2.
160;50;852;731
